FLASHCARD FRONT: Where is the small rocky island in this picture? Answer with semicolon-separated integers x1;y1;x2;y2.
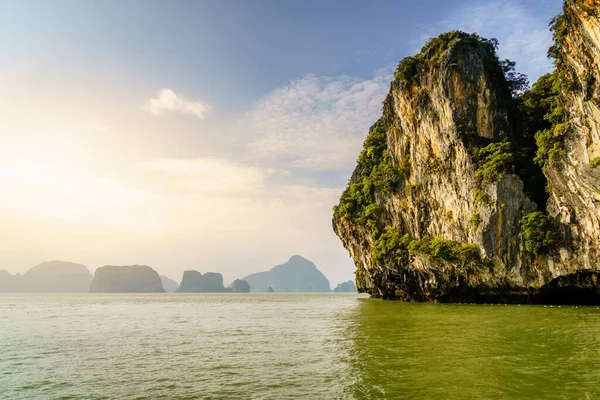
89;265;165;293
242;255;331;292
333;0;600;304
229;279;251;293
176;271;227;293
176;271;251;293
333;281;358;293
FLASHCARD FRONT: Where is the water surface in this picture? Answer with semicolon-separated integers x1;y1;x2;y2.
1;293;599;399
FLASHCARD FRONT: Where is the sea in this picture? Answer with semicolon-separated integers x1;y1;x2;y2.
1;293;600;399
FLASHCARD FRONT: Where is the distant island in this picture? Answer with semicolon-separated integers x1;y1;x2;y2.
176;271;227;293
0;256;356;295
89;265;165;293
242;255;331;292
229;279;251;293
0;261;93;293
333;281;358;293
176;271;252;293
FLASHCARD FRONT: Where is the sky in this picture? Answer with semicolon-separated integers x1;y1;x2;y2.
0;0;562;286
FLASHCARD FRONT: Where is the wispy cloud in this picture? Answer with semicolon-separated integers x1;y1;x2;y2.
144;88;211;119
227;1;558;177
417;0;556;82
236;70;393;172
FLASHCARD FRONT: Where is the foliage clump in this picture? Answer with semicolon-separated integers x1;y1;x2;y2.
394;31;529;101
519;72;567;168
520;211;559;255
472;141;515;186
547;3;581;92
500;59;529;97
548;13;568;63
373;226;480;266
470;213;482;230
394;56;420;85
591;157;600;169
393;31;521;94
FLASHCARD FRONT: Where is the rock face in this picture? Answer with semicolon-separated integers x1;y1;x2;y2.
543;0;600;271
242;255;331;292
89;265;165;293
160;275;179;292
333;281;358;292
332;2;600;304
267;286;275;293
229;279;251;293
176;271;227;293
0;261;92;292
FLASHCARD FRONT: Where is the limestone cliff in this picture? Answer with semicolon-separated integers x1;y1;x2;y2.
333;1;600;303
543;0;600;272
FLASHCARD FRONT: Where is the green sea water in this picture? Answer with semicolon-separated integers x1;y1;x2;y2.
1;293;600;399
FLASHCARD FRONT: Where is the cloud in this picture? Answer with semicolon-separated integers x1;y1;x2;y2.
418;0;556;82
144;88;210;119
236;70;393;172
225;2;559;177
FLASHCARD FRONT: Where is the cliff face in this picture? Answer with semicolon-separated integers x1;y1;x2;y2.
89;265;165;293
333;1;600;303
543;0;600;272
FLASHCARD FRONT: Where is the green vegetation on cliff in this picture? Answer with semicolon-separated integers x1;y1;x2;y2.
373;226;480;266
395;31;528;99
521;1;589;171
472;141;515;187
333;122;406;231
394;31;508;91
520;72;567;167
520;212;560;256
